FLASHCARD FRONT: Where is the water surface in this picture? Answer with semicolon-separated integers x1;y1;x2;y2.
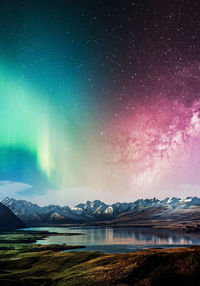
26;226;200;253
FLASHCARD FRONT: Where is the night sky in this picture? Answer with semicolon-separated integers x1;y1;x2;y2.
0;0;200;205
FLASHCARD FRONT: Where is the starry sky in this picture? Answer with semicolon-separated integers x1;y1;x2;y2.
0;0;200;205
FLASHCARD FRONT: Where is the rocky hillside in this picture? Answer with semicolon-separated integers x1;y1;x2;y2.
0;202;26;230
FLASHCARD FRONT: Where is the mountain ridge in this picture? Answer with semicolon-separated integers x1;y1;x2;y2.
2;196;200;227
0;202;26;230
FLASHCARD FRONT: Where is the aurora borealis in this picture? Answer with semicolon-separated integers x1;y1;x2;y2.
0;0;200;205
0;61;106;195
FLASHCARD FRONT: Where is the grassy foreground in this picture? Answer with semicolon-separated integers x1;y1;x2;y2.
0;231;199;286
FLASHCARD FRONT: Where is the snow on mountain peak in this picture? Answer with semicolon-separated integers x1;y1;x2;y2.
1;196;200;225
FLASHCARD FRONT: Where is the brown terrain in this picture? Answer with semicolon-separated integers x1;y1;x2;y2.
0;245;200;285
93;206;200;232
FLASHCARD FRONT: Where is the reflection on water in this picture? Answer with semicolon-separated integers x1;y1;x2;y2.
26;226;200;253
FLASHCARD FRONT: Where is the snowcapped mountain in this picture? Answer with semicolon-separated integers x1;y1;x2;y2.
1;196;200;226
1;197;86;225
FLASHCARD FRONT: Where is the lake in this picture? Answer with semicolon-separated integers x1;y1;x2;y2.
26;226;200;253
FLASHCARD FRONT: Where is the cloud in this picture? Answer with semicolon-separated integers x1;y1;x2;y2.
0;180;199;207
0;180;116;206
160;184;200;199
21;183;200;207
0;180;32;200
28;187;119;207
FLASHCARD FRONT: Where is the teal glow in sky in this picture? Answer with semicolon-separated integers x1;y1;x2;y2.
0;61;108;194
0;1;112;204
1;0;200;205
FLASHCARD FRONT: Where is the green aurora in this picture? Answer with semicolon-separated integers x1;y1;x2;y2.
0;62;106;192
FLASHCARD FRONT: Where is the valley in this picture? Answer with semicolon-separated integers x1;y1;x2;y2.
0;197;200;285
0;229;199;286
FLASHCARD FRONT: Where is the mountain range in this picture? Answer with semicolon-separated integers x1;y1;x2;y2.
2;197;200;230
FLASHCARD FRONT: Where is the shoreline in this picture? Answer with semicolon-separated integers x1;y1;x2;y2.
0;229;86;251
23;221;200;233
0;230;199;285
0;230;199;286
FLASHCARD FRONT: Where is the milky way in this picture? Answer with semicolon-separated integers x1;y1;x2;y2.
1;1;200;204
106;63;200;198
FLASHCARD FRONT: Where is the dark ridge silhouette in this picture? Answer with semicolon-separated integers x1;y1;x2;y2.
0;202;26;230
